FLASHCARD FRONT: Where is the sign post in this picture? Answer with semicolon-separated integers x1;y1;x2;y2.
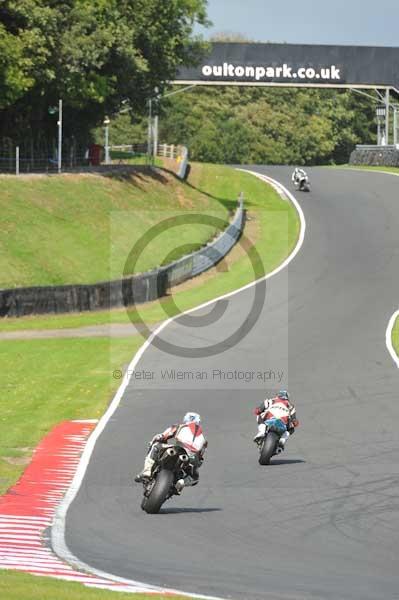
57;99;62;174
385;89;390;145
376;105;387;145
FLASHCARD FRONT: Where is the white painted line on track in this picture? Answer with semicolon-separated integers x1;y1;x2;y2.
51;170;306;599
336;167;399;178
386;310;399;368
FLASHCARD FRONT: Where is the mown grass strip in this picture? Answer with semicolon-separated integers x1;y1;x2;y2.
0;570;187;600
0;336;141;494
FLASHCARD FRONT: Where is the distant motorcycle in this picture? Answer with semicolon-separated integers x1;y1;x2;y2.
255;418;287;465
292;169;310;192
139;442;194;514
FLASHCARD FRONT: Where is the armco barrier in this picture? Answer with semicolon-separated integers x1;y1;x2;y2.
177;146;189;179
0;270;168;318
0;196;244;317
157;144;189;179
166;195;244;286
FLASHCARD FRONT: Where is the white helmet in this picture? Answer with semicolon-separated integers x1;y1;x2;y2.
183;412;201;425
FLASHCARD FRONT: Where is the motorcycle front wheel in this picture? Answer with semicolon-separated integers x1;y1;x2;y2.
259;431;279;465
141;469;174;514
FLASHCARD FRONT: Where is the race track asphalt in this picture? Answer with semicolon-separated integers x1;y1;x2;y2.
63;167;399;600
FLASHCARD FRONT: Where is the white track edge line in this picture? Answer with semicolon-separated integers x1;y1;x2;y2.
386;309;399;368
51;170;306;599
327;167;399;178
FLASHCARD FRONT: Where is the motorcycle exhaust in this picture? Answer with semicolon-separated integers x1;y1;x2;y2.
166;448;177;457
179;454;189;462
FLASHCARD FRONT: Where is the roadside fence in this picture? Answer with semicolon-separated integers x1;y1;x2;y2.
0;142;189;179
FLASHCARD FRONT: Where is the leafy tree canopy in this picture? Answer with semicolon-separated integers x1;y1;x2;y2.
155;85;376;165
0;0;208;151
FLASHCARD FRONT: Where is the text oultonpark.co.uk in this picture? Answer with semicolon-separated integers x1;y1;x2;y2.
202;63;342;82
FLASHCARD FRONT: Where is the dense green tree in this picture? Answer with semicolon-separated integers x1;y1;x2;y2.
100;83;378;165
0;0;208;155
154;86;377;165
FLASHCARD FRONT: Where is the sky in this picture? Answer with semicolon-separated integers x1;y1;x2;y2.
197;0;399;47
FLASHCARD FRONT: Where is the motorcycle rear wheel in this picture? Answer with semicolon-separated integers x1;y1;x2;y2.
259;432;279;465
141;469;174;514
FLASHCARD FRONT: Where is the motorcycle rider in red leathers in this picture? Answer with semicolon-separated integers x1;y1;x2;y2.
135;412;207;492
253;390;299;450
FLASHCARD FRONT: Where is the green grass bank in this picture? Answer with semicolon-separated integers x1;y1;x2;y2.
0;165;228;288
0;570;186;600
0;336;141;495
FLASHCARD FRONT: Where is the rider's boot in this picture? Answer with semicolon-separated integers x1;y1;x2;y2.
175;479;185;494
175;471;199;494
134;456;155;483
253;423;266;442
278;431;290;451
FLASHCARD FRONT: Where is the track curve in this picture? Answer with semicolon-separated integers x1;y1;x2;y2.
62;167;399;600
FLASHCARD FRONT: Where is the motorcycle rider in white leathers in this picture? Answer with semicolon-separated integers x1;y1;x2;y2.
292;167;308;187
253;390;299;450
134;412;207;492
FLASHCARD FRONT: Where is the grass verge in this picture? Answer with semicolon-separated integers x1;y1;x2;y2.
0;165;228;288
0;570;186;600
0;336;141;494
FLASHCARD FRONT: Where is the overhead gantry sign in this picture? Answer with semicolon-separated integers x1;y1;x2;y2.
175;42;399;92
